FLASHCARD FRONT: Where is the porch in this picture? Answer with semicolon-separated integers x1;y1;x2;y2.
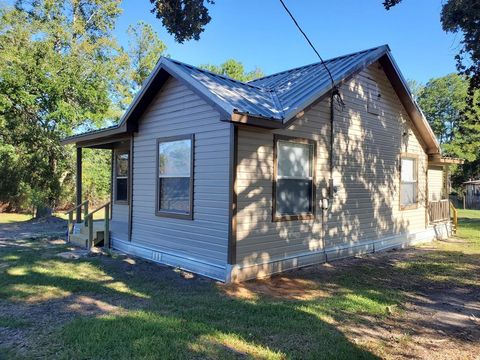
65;132;133;249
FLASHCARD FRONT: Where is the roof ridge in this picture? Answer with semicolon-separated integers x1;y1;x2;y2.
163;57;267;91
248;45;388;85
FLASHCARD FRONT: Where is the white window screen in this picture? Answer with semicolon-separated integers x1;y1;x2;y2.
400;157;417;207
275;140;314;217
158;138;192;215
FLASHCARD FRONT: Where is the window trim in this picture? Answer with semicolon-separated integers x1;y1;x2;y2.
155;134;194;220
272;134;316;222
399;153;419;211
114;149;129;205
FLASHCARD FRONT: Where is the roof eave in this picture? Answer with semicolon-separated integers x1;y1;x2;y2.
60;123;128;146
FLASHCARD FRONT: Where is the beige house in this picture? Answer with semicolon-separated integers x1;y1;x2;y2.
62;45;458;282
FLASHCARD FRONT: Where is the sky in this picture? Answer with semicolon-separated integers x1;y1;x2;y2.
115;0;459;84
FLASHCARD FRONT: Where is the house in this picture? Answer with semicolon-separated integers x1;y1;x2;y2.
62;45;460;282
463;180;480;209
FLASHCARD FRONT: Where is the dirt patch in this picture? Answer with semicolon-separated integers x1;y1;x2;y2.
222;243;480;360
0;216;67;240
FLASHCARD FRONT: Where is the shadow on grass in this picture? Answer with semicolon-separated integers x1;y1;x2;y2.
2;234;479;359
0;238;380;359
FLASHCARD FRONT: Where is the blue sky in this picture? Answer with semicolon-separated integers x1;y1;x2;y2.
115;0;459;84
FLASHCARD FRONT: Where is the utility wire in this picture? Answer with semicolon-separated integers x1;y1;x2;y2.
278;0;344;107
279;0;334;88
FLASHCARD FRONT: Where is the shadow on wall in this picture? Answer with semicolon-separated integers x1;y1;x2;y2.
235;66;428;270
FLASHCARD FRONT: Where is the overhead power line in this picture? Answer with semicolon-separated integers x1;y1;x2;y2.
278;0;336;89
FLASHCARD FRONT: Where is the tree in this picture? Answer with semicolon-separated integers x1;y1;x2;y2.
0;1;124;215
149;0;214;43
416;74;480;187
200;59;264;82
117;21;168;108
384;0;480;110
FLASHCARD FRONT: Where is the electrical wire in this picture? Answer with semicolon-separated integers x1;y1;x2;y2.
278;1;333;88
278;0;344;108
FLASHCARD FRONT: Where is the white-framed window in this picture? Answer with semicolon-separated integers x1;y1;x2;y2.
115;151;129;203
400;156;418;208
156;135;194;219
273;135;316;221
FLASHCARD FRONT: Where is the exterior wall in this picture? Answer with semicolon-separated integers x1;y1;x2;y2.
112;76;231;280
233;62;430;280
428;165;445;201
111;147;129;241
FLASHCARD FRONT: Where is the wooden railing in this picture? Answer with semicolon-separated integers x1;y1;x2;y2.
449;201;458;234
66;200;89;239
86;202;110;249
428;199;450;223
428;199;458;234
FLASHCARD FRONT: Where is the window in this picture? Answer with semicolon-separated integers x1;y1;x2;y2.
273;135;316;221
400;156;418;209
156;135;194;219
115;152;129;203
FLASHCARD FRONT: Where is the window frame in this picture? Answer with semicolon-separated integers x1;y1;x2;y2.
155;134;194;220
114;150;129;205
272;134;316;222
399;153;419;211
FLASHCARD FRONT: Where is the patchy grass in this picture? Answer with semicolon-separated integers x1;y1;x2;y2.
0;210;479;359
0;213;33;224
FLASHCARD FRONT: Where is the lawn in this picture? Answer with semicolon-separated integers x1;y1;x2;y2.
0;210;478;359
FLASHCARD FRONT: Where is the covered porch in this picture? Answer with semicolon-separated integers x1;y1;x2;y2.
62;127;134;248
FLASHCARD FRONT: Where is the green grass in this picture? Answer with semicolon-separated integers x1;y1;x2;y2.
0;210;479;359
0;213;33;224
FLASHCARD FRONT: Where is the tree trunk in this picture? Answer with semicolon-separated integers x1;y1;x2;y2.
35;205;52;219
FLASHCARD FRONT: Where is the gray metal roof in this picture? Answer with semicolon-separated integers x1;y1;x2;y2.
63;44;441;155
163;45;389;121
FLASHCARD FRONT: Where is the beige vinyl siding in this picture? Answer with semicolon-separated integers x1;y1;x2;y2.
131;77;230;266
236;61;428;267
428;165;444;201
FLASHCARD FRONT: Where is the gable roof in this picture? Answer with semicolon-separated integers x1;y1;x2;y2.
62;45;441;154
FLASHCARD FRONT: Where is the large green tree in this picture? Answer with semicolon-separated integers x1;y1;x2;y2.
416;74;480;186
0;1;124;215
200;59;264;82
384;0;480;110
116;21;168;109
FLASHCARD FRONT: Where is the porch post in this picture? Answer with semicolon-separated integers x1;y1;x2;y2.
76;147;83;223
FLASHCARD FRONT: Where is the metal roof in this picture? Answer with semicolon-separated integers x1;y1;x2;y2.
62;44;442;155
163;45;389;121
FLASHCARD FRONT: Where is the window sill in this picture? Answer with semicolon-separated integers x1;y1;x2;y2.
155;210;193;220
400;204;418;211
273;213;315;222
114;200;129;205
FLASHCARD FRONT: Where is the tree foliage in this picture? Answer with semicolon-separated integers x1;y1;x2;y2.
116;21;168;108
200;59;264;82
415;74;480;185
149;0;214;43
384;0;480;110
0;1;167;214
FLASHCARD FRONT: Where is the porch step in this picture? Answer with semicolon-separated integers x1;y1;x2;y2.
69;233;89;248
69;222;105;248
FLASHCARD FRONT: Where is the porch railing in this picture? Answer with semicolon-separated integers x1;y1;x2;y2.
428;199;458;234
66;200;89;239
86;202;111;249
428;199;450;223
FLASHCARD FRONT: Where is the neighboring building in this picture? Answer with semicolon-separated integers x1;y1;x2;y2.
464;180;480;210
62;45;459;282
